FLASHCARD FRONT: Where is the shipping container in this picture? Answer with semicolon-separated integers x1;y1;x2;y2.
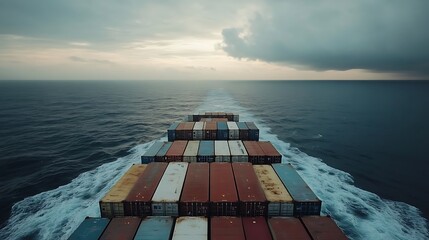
242;217;272;240
133;216;174;240
68;217;110;240
272;164;321;216
165;140;188;162
258;142;282;164
124;162;168;216
155;142;173;162
172;217;208;240
168;123;180;141
253;165;294;216
99;217;141;240
226;113;235;121
193;122;204;140
141;142;165;164
236;122;249;140
227;122;239;140
151;162;188;216
180;163;209;216
183;140;199;162
301;216;348;240
210;217;245;240
210;163;239;216
100;164;147;218
200;118;211;122
176;122;195;140
204;122;217;140
245;122;259;141
217;122;229;140
215;141;231;162
232;162;267;216
243;141;265;164
233;114;239;122
228;140;248;162
213;118;228;122
197;141;214;162
268;217;311;240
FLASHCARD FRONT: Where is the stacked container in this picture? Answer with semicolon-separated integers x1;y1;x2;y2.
124;162;168;216
236;122;249;140
228;140;248;162
197;141;214;162
232;162;267;216
268;217;311;240
217;122;229;140
168;123;179;141
151;162;188;216
210;217;245;240
180;163;210;216
243;141;265;164
183;141;199;162
245;122;259;141
253;165;294;216
192;122;204;140
227;122;239;140
258;141;282;164
301;216;348;240
242;217;272;240
100;164;147;218
141;142;165;164
204;122;217;140
99;217;141;240
155;142;173;162
215;141;231;162
68;218;110;240
134;216;175;240
171;217;208;240
272;164;322;216
165;140;188;162
210;163;239;216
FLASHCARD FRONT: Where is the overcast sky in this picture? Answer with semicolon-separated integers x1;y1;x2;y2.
1;0;428;80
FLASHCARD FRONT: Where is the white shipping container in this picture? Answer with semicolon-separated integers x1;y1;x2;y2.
152;162;189;216
183;141;200;162
172;217;208;240
214;141;231;162
193;122;204;140
227;122;239;140
228;140;248;162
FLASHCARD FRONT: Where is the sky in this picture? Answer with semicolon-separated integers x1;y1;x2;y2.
0;0;428;80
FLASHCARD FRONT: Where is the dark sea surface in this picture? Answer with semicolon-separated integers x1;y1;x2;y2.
0;80;428;239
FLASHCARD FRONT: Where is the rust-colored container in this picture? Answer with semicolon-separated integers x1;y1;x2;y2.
232;162;267;216
212;118;228;122
99;217;141;240
180;163;210;216
242;217;272;240
210;163;239;216
204;122;217;140
123;162;168;216
211;217;245;240
268;217;311;240
176;122;195;140
301;216;348;240
257;142;282;164
165;140;188;162
243;141;265;164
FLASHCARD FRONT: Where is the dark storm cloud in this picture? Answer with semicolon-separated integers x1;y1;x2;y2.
221;0;429;75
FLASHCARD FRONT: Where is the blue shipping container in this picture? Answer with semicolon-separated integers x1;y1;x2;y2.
155;142;173;162
197;141;214;162
217;122;229;140
236;122;249;141
141;142;165;163
245;122;259;141
134;216;174;240
168;123;180;141
272;164;321;216
68;217;110;240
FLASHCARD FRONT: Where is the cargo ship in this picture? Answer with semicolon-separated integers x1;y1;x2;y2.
68;112;348;240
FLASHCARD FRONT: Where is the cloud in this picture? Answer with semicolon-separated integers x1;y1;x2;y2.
69;56;114;65
221;0;429;75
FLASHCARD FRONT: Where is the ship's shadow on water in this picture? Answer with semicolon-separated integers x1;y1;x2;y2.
0;86;428;240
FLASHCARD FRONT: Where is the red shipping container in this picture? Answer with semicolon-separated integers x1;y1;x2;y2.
180;163;210;216
257;141;282;164
124;162;168;216
99;217;141;240
232;162;267;216
301;216;348;240
211;217;245;240
204;122;217;140
165;140;188;162
268;217;311;240
243;141;265;164
210;163;239;216
242;217;272;240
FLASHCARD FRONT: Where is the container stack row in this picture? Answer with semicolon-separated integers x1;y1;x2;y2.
167;122;259;141
187;112;239;122
141;140;280;164
69;216;348;240
99;162;321;218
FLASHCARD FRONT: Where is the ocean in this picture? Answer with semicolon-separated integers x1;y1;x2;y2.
0;80;428;239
